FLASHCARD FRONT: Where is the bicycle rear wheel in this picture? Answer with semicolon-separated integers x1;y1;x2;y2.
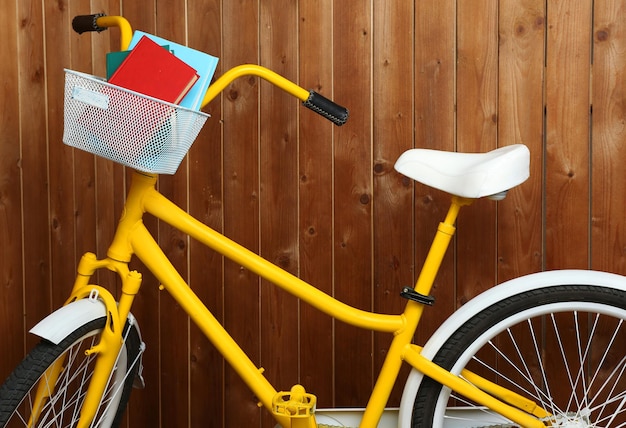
0;317;142;428
411;284;626;427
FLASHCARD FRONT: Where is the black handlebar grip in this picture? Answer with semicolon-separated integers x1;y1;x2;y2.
303;91;349;126
72;14;107;34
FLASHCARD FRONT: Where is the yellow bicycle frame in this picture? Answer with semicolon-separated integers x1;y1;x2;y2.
68;173;546;428
49;15;551;428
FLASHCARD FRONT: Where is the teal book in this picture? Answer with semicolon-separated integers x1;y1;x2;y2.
106;50;130;79
128;31;219;110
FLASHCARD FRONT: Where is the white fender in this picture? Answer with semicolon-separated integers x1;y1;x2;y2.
30;298;109;345
397;269;626;427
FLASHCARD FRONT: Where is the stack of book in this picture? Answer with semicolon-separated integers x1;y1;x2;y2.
106;32;219;111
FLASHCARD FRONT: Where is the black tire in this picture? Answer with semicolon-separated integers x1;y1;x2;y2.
412;284;626;427
0;317;142;427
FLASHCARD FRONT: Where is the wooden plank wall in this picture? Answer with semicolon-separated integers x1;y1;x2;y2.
1;0;625;426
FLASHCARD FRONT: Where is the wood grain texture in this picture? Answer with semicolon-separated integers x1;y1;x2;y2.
258;2;300;426
69;0;97;278
332;0;374;407
44;0;75;313
1;1;626;426
221;1;263;425
545;0;592;269
591;0;626;274
372;0;414;405
187;0;225;425
298;0;336;408
17;0;51;354
0;0;24;378
455;0;499;304
155;3;192;427
497;0;545;281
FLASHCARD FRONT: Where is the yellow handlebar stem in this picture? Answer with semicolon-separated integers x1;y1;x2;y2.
200;64;310;108
95;15;133;51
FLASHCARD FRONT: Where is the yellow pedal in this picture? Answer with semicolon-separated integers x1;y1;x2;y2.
272;385;316;418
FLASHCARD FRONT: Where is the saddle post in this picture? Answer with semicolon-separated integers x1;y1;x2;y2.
404;196;473;327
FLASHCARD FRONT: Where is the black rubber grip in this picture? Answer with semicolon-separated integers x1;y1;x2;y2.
303;91;348;126
72;14;107;34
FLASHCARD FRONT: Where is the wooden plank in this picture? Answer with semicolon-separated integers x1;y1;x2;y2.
371;0;414;405
154;3;191;427
258;2;299;426
591;0;626;274
17;0;51;353
455;0;499;303
298;0;335;408
0;0;24;381
545;0;592;269
332;1;373;407
44;0;76;311
497;0;545;281
221;1;264;425
412;0;457;351
187;0;225;425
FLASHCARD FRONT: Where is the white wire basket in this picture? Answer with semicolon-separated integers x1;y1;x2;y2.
62;69;209;174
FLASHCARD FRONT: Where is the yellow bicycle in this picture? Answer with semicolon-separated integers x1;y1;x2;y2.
1;14;625;428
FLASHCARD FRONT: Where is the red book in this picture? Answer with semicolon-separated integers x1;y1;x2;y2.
109;35;199;104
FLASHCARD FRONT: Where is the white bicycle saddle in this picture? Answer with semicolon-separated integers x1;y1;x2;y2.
394;144;530;199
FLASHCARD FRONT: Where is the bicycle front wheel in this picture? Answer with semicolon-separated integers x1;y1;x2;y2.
0;317;142;428
412;284;626;427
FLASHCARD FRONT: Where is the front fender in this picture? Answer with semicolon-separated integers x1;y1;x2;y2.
30;298;108;345
29;294;146;390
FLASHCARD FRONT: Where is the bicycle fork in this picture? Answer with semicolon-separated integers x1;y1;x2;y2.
28;253;142;428
28;286;126;428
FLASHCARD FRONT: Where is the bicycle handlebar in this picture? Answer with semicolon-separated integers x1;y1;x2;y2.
71;14;349;126
72;14;133;51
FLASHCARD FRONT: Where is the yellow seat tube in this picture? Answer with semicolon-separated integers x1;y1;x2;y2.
360;324;417;427
360;196;473;427
401;196;472;331
414;196;470;296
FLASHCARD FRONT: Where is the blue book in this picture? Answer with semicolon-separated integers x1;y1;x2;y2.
128;31;219;110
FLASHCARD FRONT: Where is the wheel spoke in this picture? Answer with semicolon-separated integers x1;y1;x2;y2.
411;285;626;428
0;319;141;428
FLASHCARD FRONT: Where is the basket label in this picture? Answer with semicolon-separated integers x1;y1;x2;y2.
72;86;110;110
